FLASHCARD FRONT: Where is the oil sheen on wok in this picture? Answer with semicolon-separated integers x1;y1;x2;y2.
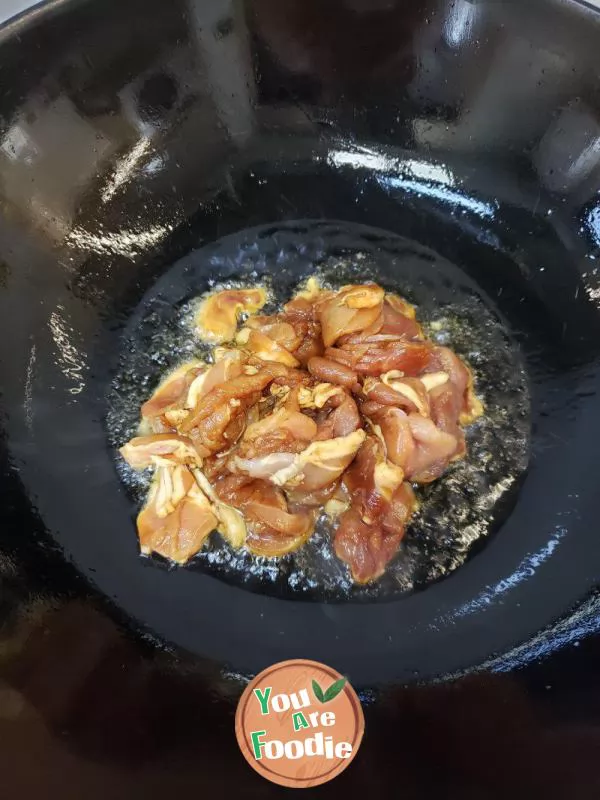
118;277;484;585
109;222;530;601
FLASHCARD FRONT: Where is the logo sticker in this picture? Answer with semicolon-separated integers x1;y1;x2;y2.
235;659;364;788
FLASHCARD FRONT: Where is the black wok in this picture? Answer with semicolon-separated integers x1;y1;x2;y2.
2;0;600;794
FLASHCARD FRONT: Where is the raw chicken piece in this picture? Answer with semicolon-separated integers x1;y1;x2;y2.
230;391;318;475
341;293;422;341
236;327;300;367
280;291;325;364
237;401;318;457
297;382;345;410
196;288;267;343
137;466;218;563
317;284;385;347
245;316;304;352
363;374;430;416
180;372;273;452
421;345;483;424
379;294;423;339
185;350;244;410
215;475;314;556
307;356;359;389
191;468;247;549
314;390;361;440
334;436;417;582
364;405;459;483
405;414;459;483
325;339;432;376
120;433;207;468
140;361;203;429
269;429;366;491
367;406;415;472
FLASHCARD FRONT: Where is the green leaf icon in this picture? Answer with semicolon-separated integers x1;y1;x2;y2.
312;677;347;703
312;679;325;703
323;677;347;703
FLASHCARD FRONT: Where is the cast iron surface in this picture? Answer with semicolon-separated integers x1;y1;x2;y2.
1;0;600;796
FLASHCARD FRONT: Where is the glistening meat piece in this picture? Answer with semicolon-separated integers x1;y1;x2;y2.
238;402;318;457
196;288;267;343
231;429;366;492
140;361;204;431
334;436;417;582
185;351;245;410
326;339;432;376
245;316;304;352
363;374;430;416
180;372;274;452
334;502;409;584
137;466;218;563
317;284;385;347
236;328;300;367
307;356;359;389
120;434;206;468
140;354;246;434
119;278;483;581
314;390;362;440
362;405;460;483
380;294;423;339
215;475;314;556
405;414;460;483
422;345;483;424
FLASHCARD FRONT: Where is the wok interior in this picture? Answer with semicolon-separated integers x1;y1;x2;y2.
0;0;600;676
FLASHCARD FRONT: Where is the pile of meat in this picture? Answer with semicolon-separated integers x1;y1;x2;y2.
119;280;483;583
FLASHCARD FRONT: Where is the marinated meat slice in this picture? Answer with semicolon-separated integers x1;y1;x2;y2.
243;405;318;449
344;435;408;512
380;294;423;339
237;328;300;367
231;404;318;475
325;340;432;376
190;468;247;549
336;484;418;577
339;293;423;342
268;429;366;492
137;466;218;563
369;406;416;471
334;505;400;584
285;479;343;509
120;434;207;468
405;414;459;483
180;372;273;452
314;390;362;440
185;351;244;410
245;316;304;352
421;345;483;424
230;451;299;480
424;345;469;394
196;288;267;343
363;374;430;416
141;362;203;428
297;383;345;410
215;476;314;556
307;356;359;389
317;284;385;347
